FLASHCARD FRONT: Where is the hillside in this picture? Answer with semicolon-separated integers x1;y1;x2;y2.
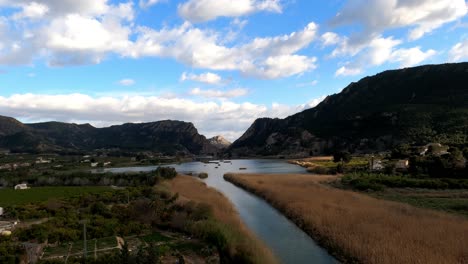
230;63;468;156
0;117;218;155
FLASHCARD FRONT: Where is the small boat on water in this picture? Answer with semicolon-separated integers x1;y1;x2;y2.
239;167;247;170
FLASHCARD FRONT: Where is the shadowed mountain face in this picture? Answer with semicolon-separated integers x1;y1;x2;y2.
0;118;218;155
230;63;468;157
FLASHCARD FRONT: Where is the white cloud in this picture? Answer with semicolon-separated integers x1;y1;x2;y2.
181;72;223;84
390;47;436;67
0;1;134;66
0;1;317;79
334;36;436;76
0;93;323;141
335;66;362;77
118;78;135;86
128;22;318;79
139;0;165;9
13;2;49;20
321;32;341;46
331;0;467;41
449;40;468;62
189;87;248;99
178;0;282;23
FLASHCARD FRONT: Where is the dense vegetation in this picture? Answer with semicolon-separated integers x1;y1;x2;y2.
0;167;176;188
0;117;218;155
230;62;468;156
0;166;275;263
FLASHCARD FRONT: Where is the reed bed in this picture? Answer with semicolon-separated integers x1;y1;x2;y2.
168;175;278;264
224;173;468;264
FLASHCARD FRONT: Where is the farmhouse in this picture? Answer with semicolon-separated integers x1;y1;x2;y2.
14;183;29;190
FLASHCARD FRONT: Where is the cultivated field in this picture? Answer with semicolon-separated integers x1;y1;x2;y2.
224;173;468;264
0;186;112;206
167;175;278;264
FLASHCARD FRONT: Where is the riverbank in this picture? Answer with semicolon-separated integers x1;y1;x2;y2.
224;173;468;264
167;174;278;264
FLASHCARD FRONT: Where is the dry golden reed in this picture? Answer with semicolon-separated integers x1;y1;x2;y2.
225;173;468;264
167;175;278;264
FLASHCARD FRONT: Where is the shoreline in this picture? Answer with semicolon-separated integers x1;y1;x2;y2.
167;174;279;264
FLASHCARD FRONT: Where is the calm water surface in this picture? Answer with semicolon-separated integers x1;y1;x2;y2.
100;159;338;264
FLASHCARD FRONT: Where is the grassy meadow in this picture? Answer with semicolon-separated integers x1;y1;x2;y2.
224;173;468;264
167;175;278;264
0;186;112;206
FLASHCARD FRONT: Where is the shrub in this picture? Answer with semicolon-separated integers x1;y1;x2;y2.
155;167;177;179
198;173;208;179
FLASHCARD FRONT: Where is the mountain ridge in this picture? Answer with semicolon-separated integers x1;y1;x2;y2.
0;117;219;155
229;62;468;157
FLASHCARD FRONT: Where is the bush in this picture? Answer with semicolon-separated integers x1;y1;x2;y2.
198;173;208;179
342;172;468;190
155;167;177;179
307;166;330;174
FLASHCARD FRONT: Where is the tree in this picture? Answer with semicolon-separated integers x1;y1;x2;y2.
333;151;351;173
333;151;351;164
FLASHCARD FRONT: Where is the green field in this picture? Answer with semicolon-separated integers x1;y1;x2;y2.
0;186;113;206
373;190;468;216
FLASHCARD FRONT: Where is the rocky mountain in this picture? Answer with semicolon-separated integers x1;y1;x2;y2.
230;63;468;157
0;117;218;155
208;135;232;149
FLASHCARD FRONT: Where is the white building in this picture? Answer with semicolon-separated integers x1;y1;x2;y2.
395;160;409;169
0;207;3;216
36;157;51;164
369;158;384;171
14;183;29;190
90;162;99;167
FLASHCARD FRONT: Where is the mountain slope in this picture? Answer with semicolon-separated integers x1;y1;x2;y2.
0;118;217;155
230;63;468;156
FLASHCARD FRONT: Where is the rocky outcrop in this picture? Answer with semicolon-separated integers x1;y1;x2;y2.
208;135;231;149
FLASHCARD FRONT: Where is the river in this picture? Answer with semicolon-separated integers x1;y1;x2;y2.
98;159;338;264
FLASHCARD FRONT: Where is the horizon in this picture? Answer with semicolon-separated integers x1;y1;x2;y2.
0;0;467;141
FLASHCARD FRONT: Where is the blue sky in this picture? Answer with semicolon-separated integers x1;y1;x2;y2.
0;0;467;140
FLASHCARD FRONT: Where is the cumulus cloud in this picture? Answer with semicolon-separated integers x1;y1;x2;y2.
181;72;223;84
128;22;318;79
320;32;341;46
449;40;468;62
0;1;134;66
189;87;248;99
178;0;282;23
0;93;324;141
331;0;467;41
118;78;135;86
0;1;317;79
139;0;165;9
335;36;436;76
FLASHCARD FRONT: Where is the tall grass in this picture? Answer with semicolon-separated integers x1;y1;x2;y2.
167;175;278;264
224;173;468;264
